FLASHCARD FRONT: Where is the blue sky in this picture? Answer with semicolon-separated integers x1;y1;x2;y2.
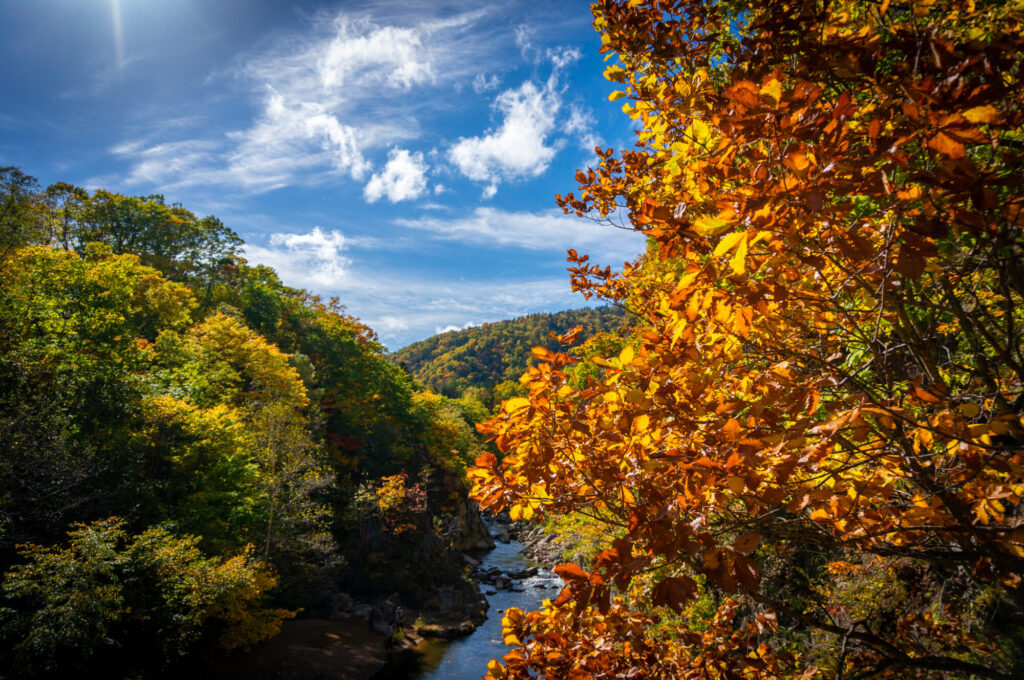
0;0;645;349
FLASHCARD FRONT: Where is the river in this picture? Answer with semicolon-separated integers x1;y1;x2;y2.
394;523;562;679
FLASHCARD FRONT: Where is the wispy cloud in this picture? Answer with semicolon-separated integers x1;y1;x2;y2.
472;73;501;93
565;104;602;152
114;6;499;193
394;206;644;262
349;275;589;350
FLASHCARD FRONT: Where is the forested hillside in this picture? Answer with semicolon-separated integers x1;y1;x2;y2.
392;307;626;400
0;168;490;678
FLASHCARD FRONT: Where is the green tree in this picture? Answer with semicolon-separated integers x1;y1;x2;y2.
0;519;289;678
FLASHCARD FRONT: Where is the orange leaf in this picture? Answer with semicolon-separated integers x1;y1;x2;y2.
554;562;589;582
725;81;760;108
928;131;966;159
912;376;948;404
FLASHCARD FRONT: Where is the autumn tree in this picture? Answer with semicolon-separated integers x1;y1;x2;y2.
471;1;1024;678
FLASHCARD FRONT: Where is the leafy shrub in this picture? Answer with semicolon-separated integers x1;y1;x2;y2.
0;519;291;678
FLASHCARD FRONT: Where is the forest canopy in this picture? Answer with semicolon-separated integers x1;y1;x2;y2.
0;168;491;677
471;1;1024;679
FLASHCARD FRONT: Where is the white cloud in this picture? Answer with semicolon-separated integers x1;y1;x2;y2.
394;206;645;261
547;46;581;70
447;46;582;196
364;148;429;203
448;79;561;195
244;227;350;288
318;19;435;90
437;320;479;334
241;221;616;349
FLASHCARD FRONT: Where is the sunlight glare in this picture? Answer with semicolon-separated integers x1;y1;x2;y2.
110;0;125;68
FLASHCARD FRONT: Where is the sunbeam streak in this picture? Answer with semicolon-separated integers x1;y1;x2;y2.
110;0;125;68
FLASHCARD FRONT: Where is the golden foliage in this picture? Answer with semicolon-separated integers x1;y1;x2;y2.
472;1;1024;678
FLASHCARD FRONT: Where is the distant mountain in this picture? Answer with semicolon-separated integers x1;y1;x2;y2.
392;307;627;398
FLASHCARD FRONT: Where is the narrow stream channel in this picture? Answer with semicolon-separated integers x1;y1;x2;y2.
397;522;562;679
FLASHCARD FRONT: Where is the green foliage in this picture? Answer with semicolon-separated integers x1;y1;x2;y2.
564;331;629;389
0;246;196;555
0;167;45;267
0;519;289;678
392;307;627;402
411;391;486;476
0;166;500;671
41;187;242;289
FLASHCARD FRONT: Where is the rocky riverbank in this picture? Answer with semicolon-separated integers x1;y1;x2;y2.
208;498;499;680
512;522;571;568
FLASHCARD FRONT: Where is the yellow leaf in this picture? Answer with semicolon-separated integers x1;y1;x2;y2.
688;118;711;143
633;414;651;432
963;105;997;124
505;397;531;412
810;508;830;521
693;215;731;236
787;152;811;171
619;345;635;365
603;65;625;81
713;230;746;257
609;90;627;101
760;78;782;104
729;235;749;275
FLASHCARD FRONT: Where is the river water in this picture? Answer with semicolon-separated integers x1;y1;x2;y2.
402;526;562;679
